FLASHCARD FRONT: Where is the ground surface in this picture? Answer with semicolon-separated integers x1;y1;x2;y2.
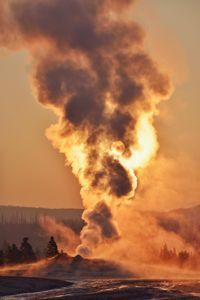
2;279;200;300
0;276;72;297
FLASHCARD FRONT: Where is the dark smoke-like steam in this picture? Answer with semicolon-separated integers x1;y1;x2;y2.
77;201;119;256
0;0;171;256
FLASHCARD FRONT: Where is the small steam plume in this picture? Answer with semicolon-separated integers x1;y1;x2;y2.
39;216;80;256
0;0;172;256
77;201;119;256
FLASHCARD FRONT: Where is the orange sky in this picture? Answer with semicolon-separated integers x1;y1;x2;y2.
0;0;200;209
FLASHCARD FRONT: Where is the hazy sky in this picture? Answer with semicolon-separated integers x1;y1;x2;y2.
0;0;199;209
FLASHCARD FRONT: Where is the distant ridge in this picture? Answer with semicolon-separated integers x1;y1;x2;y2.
171;204;200;215
0;204;83;210
0;205;83;224
1;204;200;251
0;205;84;249
153;204;200;249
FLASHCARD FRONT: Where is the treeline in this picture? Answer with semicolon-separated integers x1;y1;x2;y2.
0;214;39;225
0;236;59;266
159;244;200;269
0;216;83;233
0;206;83;226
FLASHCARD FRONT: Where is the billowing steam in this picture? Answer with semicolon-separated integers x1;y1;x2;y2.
39;216;80;256
0;0;172;256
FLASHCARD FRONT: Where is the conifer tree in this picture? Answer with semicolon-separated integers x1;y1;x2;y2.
0;250;4;265
4;244;12;264
10;244;21;263
46;236;59;258
20;237;36;263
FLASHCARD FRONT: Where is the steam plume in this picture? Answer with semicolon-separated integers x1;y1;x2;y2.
0;0;172;256
39;216;80;256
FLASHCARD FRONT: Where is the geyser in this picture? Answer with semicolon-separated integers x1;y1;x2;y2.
0;0;172;256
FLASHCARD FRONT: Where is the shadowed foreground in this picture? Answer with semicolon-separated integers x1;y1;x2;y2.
0;276;72;297
44;280;200;300
3;279;200;300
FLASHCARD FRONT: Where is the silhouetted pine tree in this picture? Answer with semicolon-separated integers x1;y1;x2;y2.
2;240;9;254
10;244;21;263
20;237;36;263
4;244;21;264
178;250;190;266
46;236;59;258
4;244;13;264
160;244;171;261
0;250;4;265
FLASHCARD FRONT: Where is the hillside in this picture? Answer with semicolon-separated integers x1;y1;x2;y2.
0;205;83;224
0;205;83;251
155;205;200;249
1;204;200;252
